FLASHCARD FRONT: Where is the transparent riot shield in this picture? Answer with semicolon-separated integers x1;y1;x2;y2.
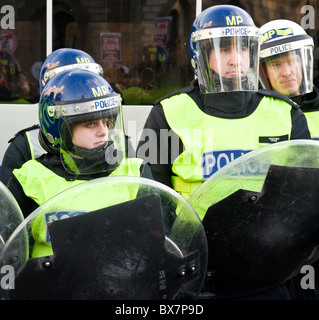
0;176;207;300
188;139;319;296
0;181;24;250
0;182;25;299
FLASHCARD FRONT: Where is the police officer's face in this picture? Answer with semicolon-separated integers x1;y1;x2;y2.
209;43;250;78
72;118;110;149
265;52;303;97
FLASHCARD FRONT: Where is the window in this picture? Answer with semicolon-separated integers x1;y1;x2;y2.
1;0;318;104
0;0;45;103
51;0;196;105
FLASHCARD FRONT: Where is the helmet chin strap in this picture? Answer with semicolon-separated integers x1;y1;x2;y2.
71;141;109;161
62;140;123;175
73;140;123;165
211;70;255;92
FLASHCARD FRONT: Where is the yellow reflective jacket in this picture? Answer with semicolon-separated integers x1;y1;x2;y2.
161;93;293;199
13;157;144;257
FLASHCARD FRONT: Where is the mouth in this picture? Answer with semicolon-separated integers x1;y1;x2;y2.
227;71;243;77
280;79;297;86
95;141;106;147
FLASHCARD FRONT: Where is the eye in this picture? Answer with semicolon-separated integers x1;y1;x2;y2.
220;47;230;53
105;118;114;128
268;61;281;68
84;121;96;128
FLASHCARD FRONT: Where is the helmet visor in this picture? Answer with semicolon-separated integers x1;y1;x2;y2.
260;45;313;97
192;26;260;93
59;94;126;175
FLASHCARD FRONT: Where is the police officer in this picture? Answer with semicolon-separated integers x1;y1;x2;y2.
0;51;31;104
0;48;103;186
260;19;319;300
121;44;176;105
137;5;310;201
260;19;319;140
7;69;152;222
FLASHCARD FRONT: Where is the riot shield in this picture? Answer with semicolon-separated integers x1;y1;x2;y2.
0;181;24;250
0;176;207;300
0;182;25;299
188;139;319;296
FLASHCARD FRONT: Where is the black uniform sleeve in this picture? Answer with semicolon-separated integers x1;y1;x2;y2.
290;107;311;139
0;132;33;186
137;103;182;188
7;174;39;218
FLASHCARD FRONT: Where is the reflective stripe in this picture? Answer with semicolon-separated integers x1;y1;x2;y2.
25;129;46;159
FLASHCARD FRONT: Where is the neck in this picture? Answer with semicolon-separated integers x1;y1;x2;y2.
201;91;254;117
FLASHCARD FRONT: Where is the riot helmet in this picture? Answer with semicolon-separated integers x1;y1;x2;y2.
189;5;260;94
259;19;314;97
38;69;125;175
39;48;103;93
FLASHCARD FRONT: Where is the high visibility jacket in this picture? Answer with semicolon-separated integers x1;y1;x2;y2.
13;157;144;257
304;111;319;140
161;93;293;199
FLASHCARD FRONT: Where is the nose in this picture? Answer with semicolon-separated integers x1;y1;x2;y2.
281;62;293;77
228;48;241;66
96;120;108;136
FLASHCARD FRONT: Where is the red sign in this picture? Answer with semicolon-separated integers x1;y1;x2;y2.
100;32;122;62
154;17;172;47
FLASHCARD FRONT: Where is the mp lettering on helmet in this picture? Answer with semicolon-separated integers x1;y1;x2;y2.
226;15;243;25
261;28;293;42
92;85;110;97
76;57;91;63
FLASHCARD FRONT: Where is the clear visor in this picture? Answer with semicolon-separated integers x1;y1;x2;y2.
260;45;314;98
43;63;104;84
57;94;126;175
192;26;260;93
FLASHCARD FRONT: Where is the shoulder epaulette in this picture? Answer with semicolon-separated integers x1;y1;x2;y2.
153;86;195;105
8;124;40;143
258;89;300;109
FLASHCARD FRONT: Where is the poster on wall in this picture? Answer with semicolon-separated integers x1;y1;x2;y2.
0;30;17;54
154;17;172;47
100;32;122;62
